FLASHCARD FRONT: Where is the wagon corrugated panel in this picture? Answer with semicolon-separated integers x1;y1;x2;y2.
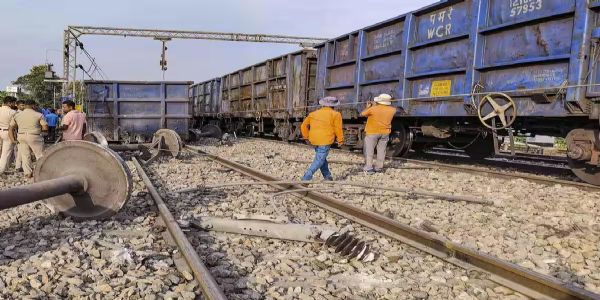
86;81;192;142
216;49;317;119
315;0;599;119
190;78;221;116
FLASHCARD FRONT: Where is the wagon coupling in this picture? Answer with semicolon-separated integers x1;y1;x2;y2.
477;93;517;130
0;141;132;220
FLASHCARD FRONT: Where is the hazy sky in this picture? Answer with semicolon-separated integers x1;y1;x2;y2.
0;0;437;89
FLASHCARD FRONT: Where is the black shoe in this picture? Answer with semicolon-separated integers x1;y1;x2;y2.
364;169;375;175
324;176;334;181
374;169;384;173
15;168;23;173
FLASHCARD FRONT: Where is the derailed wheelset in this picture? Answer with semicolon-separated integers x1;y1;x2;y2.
0;141;132;220
84;129;185;164
0;129;189;221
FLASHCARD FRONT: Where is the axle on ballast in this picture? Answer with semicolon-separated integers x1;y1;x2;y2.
0;175;85;211
0;141;132;220
84;129;184;164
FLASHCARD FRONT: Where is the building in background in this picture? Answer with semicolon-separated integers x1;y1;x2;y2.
4;85;28;98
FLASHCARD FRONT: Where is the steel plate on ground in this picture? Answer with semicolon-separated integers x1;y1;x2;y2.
34;141;132;220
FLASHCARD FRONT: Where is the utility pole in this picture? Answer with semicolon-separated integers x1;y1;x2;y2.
155;37;171;80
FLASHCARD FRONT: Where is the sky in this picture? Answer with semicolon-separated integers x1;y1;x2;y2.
0;0;437;89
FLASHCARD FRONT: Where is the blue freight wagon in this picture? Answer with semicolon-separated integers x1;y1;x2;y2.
190;0;600;185
312;0;600;185
86;81;193;143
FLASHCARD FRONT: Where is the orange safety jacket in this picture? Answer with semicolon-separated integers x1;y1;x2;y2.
300;107;344;146
360;104;397;135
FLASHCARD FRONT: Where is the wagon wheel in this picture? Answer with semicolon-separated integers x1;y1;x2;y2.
387;126;413;158
566;128;600;185
478;93;517;130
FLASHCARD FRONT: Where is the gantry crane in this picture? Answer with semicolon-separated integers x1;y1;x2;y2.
62;25;328;96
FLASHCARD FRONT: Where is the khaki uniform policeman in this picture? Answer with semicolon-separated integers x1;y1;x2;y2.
0;97;17;175
9;100;48;178
13;100;25;171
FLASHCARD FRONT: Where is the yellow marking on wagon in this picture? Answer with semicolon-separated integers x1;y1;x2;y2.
430;80;452;97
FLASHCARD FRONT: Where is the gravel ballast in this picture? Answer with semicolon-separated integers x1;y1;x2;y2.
0;164;201;299
195;138;600;294
147;150;527;299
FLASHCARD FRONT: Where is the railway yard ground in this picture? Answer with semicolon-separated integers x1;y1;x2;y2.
0;137;599;299
0;162;203;299
193;139;600;289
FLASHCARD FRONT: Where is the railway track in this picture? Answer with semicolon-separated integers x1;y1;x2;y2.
0;154;204;298
126;142;598;299
0;137;597;298
192;138;600;298
138;151;514;299
132;157;227;300
248;137;600;192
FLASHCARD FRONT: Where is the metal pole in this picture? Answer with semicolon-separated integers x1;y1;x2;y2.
72;40;77;101
0;175;86;211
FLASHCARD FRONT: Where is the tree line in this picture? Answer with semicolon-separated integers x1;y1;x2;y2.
2;65;86;109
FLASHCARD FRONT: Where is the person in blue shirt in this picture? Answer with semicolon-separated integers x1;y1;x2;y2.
45;109;59;142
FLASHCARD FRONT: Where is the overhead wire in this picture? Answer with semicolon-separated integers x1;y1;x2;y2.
77;63;95;80
73;35;108;80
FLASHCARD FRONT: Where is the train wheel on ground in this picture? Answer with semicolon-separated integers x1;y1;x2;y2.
566;128;600;185
151;129;184;158
83;131;108;147
464;134;495;160
35;141;133;220
387;126;413;157
200;124;223;139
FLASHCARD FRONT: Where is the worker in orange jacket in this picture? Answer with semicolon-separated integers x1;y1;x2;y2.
300;96;344;181
360;94;397;174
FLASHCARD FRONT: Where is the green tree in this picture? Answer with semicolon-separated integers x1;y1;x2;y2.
13;65;62;108
0;91;7;102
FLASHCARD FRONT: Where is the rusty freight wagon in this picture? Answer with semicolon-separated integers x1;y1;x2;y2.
312;0;600;185
193;49;317;140
86;81;193;143
190;78;221;118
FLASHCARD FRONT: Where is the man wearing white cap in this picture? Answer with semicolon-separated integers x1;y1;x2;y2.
300;96;344;181
360;94;397;174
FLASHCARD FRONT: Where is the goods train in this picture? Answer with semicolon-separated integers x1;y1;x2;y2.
86;0;600;185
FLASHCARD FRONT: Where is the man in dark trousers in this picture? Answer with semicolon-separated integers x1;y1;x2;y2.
44;108;59;142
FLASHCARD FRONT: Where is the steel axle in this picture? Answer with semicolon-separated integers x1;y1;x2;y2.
0;175;86;211
84;129;184;163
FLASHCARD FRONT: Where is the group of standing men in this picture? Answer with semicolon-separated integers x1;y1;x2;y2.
0;96;87;178
300;93;397;181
